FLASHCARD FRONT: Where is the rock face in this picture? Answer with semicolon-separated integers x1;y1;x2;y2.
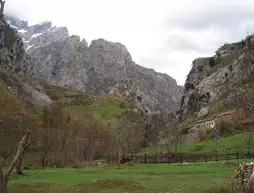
180;37;254;123
0;18;33;76
7;16;183;125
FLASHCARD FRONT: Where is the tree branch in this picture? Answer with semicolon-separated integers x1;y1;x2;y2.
4;130;31;179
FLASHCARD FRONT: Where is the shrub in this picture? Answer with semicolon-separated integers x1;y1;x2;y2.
209;57;215;68
119;101;126;109
185;82;195;91
191;145;204;152
217;121;235;135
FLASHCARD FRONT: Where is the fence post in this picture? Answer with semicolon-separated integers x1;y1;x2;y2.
215;154;218;162
193;155;195;163
205;154;207;163
144;154;147;164
116;152;119;164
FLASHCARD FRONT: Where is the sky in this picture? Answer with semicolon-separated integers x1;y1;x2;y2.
5;0;254;85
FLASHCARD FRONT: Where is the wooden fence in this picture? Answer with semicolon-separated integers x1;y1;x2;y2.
118;152;254;164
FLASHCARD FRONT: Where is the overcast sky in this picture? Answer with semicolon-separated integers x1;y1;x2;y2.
5;0;254;85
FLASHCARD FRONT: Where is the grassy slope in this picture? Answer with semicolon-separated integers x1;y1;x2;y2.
9;162;243;193
0;84;40;121
139;132;254;155
44;85;128;130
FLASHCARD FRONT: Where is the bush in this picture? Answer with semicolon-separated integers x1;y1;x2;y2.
191;145;204;152
185;82;195;91
218;121;235;135
119;102;126;109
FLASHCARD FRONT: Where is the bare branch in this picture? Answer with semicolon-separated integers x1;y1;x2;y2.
5;130;31;179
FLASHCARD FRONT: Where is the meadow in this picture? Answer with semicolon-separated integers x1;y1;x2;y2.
8;161;246;193
139;132;254;155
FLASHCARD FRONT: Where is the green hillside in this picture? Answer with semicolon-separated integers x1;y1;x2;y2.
44;85;133;131
139;132;254;155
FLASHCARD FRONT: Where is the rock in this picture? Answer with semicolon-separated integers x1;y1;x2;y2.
7;86;15;94
0;18;33;76
178;162;189;166
20;83;52;106
197;107;209;118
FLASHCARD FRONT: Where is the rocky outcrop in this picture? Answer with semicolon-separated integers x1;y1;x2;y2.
180;36;254;123
0;18;33;76
8;16;183;125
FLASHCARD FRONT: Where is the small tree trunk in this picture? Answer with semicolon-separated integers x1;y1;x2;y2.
0;180;7;193
0;166;7;193
15;157;23;175
41;156;45;169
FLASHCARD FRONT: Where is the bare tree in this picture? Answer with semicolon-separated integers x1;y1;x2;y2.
0;0;5;22
15;142;31;175
167;121;181;152
0;130;31;193
40;105;57;169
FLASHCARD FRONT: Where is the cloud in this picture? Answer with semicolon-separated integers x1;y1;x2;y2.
4;0;254;85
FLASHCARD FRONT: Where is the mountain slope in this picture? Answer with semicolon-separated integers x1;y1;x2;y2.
7;17;183;126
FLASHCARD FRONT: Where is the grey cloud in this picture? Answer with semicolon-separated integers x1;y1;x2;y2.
139;55;177;70
166;4;254;31
164;34;200;52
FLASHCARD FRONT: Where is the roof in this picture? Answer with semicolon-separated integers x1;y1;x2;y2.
217;110;236;117
195;117;215;124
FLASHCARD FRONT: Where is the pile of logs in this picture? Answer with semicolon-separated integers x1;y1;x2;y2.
234;162;254;193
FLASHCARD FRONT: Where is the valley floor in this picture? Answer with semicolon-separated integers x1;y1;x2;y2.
9;161;245;193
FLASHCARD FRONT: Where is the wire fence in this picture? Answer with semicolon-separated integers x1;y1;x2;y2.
118;152;254;164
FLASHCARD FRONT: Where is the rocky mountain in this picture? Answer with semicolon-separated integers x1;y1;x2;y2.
179;36;254;124
7;16;183;125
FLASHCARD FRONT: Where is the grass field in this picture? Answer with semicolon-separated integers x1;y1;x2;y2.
8;161;245;193
139;132;254;155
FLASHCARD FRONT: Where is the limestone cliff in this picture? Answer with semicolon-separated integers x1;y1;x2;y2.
0;17;33;77
180;36;254;124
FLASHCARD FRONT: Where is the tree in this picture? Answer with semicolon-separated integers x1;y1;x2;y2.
117;111;144;158
0;130;31;193
245;133;254;153
40;105;58;169
166;120;181;152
